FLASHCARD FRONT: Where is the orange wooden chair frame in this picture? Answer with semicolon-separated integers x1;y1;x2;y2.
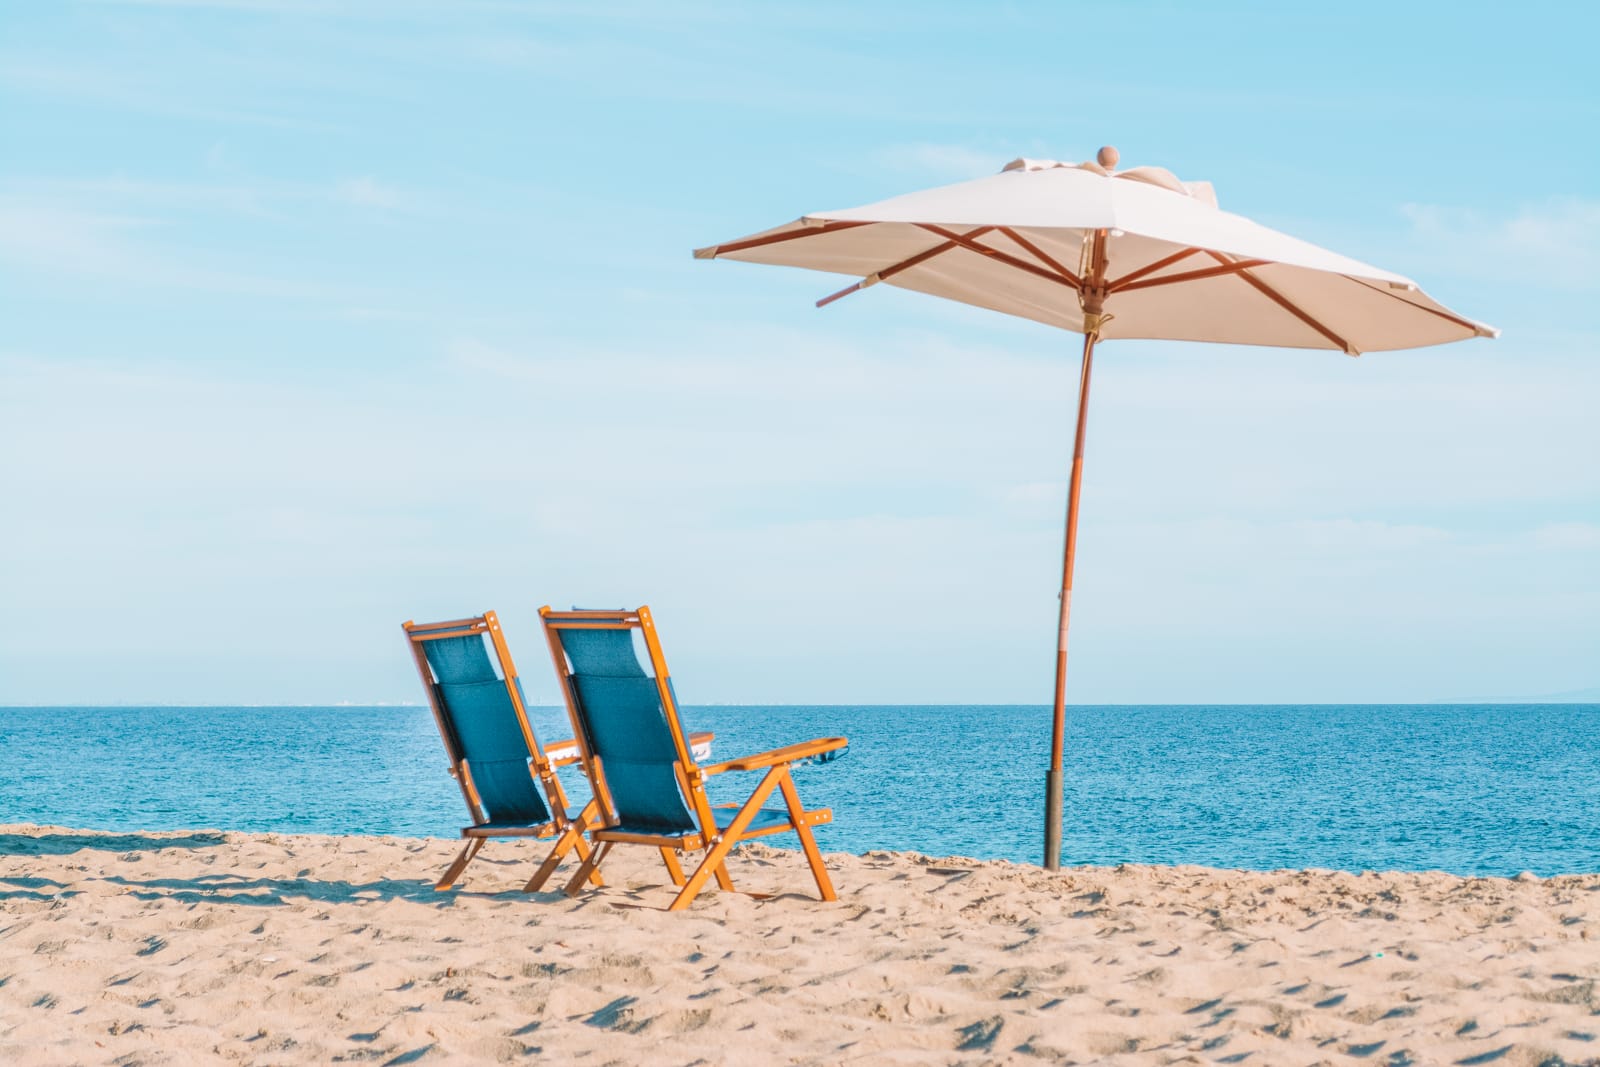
402;611;602;893
539;605;847;911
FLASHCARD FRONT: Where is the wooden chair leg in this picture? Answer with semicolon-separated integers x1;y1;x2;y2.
697;805;735;889
525;824;591;893
669;767;784;912
575;832;605;888
573;797;602;831
659;847;686;887
436;837;485;891
563;840;612;897
778;772;836;901
572;799;605;888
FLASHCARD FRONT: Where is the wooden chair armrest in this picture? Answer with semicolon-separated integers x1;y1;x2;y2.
545;731;715;769
543;738;583;768
701;736;847;775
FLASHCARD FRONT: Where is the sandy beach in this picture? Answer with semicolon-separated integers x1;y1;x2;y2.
4;827;1600;1064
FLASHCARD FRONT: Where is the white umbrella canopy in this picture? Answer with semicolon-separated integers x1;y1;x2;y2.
696;154;1496;353
695;148;1496;871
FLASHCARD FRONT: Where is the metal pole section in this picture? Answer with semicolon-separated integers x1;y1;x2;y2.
1043;327;1098;870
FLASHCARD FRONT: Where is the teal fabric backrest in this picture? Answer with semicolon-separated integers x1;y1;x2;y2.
422;634;552;827
556;627;697;834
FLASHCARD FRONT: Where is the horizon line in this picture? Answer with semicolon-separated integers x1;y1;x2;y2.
3;700;1598;710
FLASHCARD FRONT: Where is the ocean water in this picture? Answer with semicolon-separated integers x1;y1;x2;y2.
2;704;1597;878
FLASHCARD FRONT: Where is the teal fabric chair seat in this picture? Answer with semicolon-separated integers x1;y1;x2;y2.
540;605;848;911
402;612;602;892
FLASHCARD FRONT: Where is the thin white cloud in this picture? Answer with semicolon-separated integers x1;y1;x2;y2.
0;56;325;129
85;0;338;8
445;324;1600;523
0;176;418;292
3;340;1594;704
8;174;416;217
1530;522;1600;551
0;203;162;278
1401;198;1600;288
872;143;1004;182
1093;516;1457;561
14;177;278;217
335;176;408;211
0;199;318;296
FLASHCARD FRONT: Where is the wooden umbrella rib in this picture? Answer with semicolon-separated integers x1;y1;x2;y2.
709;220;873;257
997;227;1083;288
1343;275;1486;334
1105;247;1203;291
814;279;870;308
916;224;1083;291
815;227;995;308
1206;252;1352;353
1112;257;1271;293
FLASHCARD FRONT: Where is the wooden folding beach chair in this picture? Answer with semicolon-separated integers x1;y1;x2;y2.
402;611;603;892
539;605;847;911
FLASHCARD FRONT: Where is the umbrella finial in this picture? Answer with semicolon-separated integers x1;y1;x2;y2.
1097;145;1119;170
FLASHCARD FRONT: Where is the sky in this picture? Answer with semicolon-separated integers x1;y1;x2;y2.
1;0;1596;706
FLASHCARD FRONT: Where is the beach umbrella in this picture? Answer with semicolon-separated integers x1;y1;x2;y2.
694;147;1496;870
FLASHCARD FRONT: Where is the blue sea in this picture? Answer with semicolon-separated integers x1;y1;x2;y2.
3;704;1597;878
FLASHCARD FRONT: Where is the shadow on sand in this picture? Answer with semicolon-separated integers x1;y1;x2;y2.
0;830;229;857
94;872;454;907
0;830;579;908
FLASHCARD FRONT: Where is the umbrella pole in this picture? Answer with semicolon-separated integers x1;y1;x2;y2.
1044;325;1099;871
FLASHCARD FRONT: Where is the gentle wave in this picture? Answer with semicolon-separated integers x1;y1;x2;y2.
2;704;1597;876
